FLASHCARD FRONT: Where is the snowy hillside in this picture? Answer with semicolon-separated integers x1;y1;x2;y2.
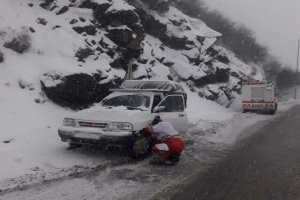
0;0;263;109
0;0;265;190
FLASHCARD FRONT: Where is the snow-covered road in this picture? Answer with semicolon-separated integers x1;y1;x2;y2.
1;100;298;200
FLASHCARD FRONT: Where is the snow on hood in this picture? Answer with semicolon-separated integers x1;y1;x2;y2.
67;106;152;124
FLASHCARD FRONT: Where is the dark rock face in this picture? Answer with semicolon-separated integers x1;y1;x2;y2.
42;73;97;109
220;86;232;101
137;9;167;39
191;68;230;87
4;34;31;54
110;56;128;70
163;61;174;67
72;25;97;35
217;53;230;64
75;47;94;62
206;47;219;57
41;73;121;109
32;0;247;108
82;2;111;22
39;0;56;10
69;19;78;24
196;35;205;44
206;46;230;64
140;0;169;13
164;36;194;50
185;55;202;66
137;9;194;50
230;71;241;79
106;28;139;49
102;9;144;53
0;51;4;63
56;6;69;15
77;1;145;79
232;84;242;94
205;90;218;101
103;10;139;28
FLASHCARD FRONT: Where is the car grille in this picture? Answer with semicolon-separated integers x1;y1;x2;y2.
78;121;108;128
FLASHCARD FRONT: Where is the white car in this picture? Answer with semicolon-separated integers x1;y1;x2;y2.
58;80;188;158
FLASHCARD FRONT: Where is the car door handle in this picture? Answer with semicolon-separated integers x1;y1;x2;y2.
178;114;185;117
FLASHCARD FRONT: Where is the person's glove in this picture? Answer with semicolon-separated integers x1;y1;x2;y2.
152;115;161;125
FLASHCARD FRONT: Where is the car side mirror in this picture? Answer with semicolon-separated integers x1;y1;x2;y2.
153;106;166;113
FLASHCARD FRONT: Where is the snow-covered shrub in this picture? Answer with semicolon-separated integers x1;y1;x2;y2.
4;34;31;54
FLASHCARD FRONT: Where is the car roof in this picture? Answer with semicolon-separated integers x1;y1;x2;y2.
110;80;186;94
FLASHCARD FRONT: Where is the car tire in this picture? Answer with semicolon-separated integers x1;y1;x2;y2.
128;132;153;159
67;142;81;150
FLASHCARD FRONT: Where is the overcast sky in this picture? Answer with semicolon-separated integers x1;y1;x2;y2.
201;0;300;68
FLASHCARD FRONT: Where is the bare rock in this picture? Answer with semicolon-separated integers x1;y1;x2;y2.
75;47;95;62
69;19;78;24
56;6;69;15
190;68;230;87
36;18;48;25
72;25;97;35
39;0;56;10
41;73;121;109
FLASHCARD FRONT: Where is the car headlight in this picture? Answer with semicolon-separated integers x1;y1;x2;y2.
63;118;76;127
107;122;133;131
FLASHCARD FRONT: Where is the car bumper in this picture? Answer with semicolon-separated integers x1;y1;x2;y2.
58;126;135;146
243;103;276;110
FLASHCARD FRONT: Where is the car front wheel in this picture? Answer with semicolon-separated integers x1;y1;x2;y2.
128;133;153;159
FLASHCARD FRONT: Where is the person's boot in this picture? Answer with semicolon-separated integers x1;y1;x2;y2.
149;155;165;165
164;154;180;165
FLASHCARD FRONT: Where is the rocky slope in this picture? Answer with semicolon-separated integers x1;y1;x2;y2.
0;0;264;109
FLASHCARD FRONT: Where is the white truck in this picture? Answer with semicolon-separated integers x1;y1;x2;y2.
58;80;188;158
242;80;277;114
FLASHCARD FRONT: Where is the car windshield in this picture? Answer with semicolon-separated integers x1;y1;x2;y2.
101;94;151;109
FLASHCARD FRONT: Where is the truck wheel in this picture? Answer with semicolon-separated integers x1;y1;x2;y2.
128;133;153;159
269;110;276;115
243;109;248;113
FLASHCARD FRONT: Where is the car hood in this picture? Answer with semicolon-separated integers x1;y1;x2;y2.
67;106;152;123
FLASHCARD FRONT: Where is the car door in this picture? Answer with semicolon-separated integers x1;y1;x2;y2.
154;95;188;134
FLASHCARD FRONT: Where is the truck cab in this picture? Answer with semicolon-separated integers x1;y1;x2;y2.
58;80;188;158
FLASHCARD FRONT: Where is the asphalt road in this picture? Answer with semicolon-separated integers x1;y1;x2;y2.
171;105;300;200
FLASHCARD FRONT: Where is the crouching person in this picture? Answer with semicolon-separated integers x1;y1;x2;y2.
147;116;184;165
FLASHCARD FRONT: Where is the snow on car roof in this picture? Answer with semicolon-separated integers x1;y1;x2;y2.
111;80;186;94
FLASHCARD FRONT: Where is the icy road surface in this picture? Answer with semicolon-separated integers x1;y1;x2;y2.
1;101;298;200
169;105;300;200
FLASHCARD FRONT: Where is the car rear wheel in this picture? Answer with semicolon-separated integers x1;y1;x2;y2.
128;133;153;159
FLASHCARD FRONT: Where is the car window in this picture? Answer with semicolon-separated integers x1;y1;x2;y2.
158;95;184;112
101;94;150;108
